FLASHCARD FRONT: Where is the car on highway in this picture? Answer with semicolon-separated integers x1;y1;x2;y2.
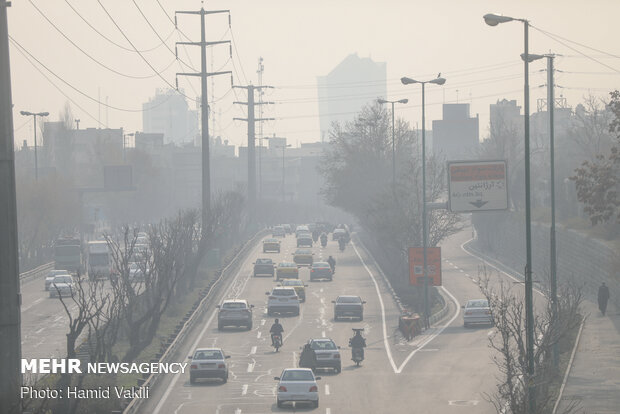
266;287;300;316
332;228;349;241
217;299;254;330
295;225;310;238
276;262;299;280
283;224;293;234
332;295;366;321
128;262;147;282
188;348;230;384
49;274;76;298
297;233;313;247
310;262;333;281
280;279;307;302
272;225;286;237
292;248;314;267
263;238;281;253
275;368;320;408
462;299;493;327
308;338;341;373
45;269;70;291
253;258;275;277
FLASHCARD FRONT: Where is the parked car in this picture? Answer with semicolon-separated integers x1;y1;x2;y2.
462;299;493;327
272;225;286;238
275;368;320;408
310;262;333;281
253;258;275;277
332;295;366;321
49;274;76;298
263;238;281;253
292;249;314;267
297;234;313;247
276;262;299;280
266;287;300;316
217;299;253;330
307;338;341;373
45;269;70;291
280;279;307;302
188;348;230;384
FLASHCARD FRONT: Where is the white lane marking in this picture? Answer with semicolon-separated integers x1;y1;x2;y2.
321;331;326;338
326;408;331;414
352;240;461;374
260;319;266;326
325;384;330;395
241;384;248;396
250;346;257;355
459;269;464;273
247;360;255;373
234;409;242;414
35;327;45;334
54;315;63;322
465;274;470;277
22;297;44;312
418;348;439;352
257;331;262;339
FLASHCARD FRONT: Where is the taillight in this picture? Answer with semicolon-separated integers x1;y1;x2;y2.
191;364;197;369
311;269;314;272
218;364;225;369
309;385;318;392
278;386;287;392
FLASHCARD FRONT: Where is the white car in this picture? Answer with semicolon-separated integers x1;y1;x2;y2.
266;287;300;316
217;299;253;330
462;299;493;327
49;275;75;298
188;348;230;384
275;368;320;408
45;269;70;291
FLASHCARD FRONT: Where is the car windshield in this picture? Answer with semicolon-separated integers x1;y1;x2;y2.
53;276;72;283
281;370;314;381
193;350;223;360
338;296;361;303
283;280;303;286
272;289;295;296
222;302;247;309
265;239;278;243
295;250;310;255
279;263;295;268
48;270;68;277
313;262;329;268
311;340;336;350
468;300;489;308
255;258;272;265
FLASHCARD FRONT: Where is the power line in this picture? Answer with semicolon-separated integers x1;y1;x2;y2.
532;25;620;60
229;25;248;85
62;0;175;53
28;0;174;80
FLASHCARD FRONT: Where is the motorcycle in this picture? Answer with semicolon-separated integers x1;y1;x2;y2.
320;235;327;248
351;347;364;366
338;239;346;251
272;334;282;352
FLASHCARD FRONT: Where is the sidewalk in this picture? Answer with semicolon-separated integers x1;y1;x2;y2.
556;299;620;414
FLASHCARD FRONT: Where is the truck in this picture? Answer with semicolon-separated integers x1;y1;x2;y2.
87;240;111;280
54;238;83;275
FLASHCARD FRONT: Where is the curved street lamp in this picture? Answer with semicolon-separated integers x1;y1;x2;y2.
400;75;445;330
20;110;49;181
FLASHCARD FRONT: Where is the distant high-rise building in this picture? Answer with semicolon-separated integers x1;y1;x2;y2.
317;53;387;139
432;103;479;161
142;89;198;145
490;99;522;139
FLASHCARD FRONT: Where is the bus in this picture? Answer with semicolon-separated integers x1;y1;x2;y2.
54;238;83;275
87;240;111;280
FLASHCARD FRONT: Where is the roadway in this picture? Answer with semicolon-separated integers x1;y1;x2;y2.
140;228;519;414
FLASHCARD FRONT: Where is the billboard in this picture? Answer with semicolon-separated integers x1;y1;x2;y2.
408;247;441;286
448;160;508;212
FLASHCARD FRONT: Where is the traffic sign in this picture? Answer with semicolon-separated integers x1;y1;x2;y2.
408;247;441;286
448;160;508;212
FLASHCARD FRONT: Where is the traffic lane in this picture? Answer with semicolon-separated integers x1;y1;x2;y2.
147;235;402;413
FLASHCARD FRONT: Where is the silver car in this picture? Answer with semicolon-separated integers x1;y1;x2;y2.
45;270;70;291
188;348;230;384
462;299;493;327
308;338;341;373
275;368;320;408
49;275;75;298
217;299;253;330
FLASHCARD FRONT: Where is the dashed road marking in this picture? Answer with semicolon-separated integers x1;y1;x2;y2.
459;269;464;273
250;346;256;355
326;408;331;414
241;384;248;396
260;319;266;326
325;384;330;395
247;360;255;373
35;327;45;334
321;331;326;338
257;331;262;339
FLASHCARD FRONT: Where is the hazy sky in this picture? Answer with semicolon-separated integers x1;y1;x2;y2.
8;0;620;149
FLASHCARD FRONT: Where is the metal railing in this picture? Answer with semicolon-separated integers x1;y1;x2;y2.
20;261;54;284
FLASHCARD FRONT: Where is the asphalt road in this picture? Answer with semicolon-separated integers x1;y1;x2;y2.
139;227;526;414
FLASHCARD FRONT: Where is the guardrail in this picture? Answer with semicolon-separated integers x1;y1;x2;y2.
123;229;268;414
20;262;54;284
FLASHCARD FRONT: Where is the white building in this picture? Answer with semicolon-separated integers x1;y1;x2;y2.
142;89;198;145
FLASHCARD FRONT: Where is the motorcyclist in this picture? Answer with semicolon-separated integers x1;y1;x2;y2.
349;329;366;359
320;232;328;247
270;319;284;347
299;343;317;371
327;255;336;273
338;238;346;251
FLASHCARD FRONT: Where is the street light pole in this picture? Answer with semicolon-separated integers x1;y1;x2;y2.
377;98;408;193
401;76;445;329
20;110;49;181
279;144;291;202
484;13;536;413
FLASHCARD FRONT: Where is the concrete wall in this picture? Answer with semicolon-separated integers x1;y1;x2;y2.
473;212;619;311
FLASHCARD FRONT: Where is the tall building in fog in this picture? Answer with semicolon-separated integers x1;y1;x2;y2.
142;89;198;145
490;99;522;139
431;103;479;161
317;53;387;140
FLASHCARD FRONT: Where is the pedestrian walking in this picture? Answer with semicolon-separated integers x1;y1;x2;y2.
598;282;610;316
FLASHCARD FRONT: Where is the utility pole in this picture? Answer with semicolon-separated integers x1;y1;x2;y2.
233;84;274;220
175;7;232;235
0;1;23;413
19;111;48;181
257;57;265;198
